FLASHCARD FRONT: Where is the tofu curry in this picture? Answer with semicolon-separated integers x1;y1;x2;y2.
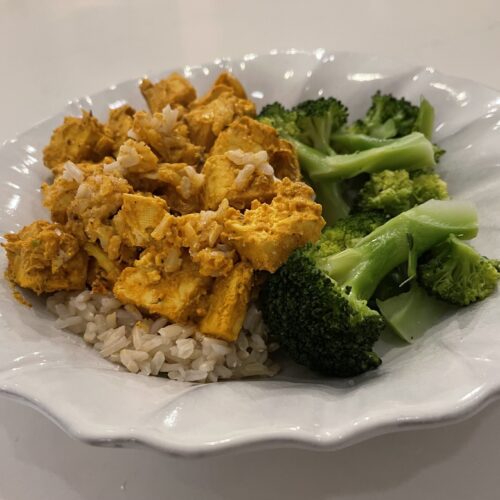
3;72;325;343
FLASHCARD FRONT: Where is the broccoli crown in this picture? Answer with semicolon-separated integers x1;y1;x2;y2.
260;200;478;377
356;170;449;216
358;170;414;216
293;97;348;154
316;211;389;257
412;172;449;204
257;102;300;138
418;235;499;306
352;91;420;139
260;246;384;377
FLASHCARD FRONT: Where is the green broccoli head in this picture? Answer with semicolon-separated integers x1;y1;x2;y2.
358;170;414;215
356;170;449;216
316;211;389;257
292;97;348;154
260;200;479;377
260;246;384;377
257;102;300;138
412;172;449;204
418;235;500;306
350;91;420;139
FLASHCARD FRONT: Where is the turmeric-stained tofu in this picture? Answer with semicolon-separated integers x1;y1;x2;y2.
67;174;132;228
2;221;88;294
223;179;325;272
184;85;256;151
84;242;122;284
151;203;229;253
210;116;301;180
191;247;236;277
131;110;201;164
66;173;132;251
113;252;212;323
42;160;105;223
107;104;136;153
140;73;196;113
212;72;248;99
202;152;276;210
128;163;204;215
43;111;114;171
199;262;253;341
42;176;79;224
112;139;159;175
112;193;168;247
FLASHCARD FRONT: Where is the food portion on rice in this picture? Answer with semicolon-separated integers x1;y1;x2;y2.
2;72;326;382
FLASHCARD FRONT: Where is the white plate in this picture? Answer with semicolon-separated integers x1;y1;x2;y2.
1;49;499;457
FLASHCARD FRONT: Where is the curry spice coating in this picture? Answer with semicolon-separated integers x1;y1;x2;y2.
5;72;325;342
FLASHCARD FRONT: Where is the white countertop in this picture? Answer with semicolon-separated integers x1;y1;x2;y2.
1;0;500;498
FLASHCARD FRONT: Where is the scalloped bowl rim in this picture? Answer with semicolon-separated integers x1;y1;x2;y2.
1;48;499;457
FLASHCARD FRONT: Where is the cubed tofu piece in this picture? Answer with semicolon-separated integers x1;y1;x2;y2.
65;172;132;253
202;153;275;210
112;193;168;247
84;242;122;284
2;221;88;294
184;85;256;151
210;116;301;180
42;160;107;223
223;179;325;272
212;72;248;99
43;111;114;171
198;262;253;341
107;104;136;153
114;139;159;175
113;253;212;323
151;206;228;253
66;173;132;229
42;176;78;224
140;73;196;113
191;247;236;277
127;163;204;215
131;111;201;164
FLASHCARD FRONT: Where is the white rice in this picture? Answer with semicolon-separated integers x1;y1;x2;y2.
234;164;256;190
47;290;279;383
127;128;140;140
226;149;275;190
160;104;179;134
61;161;84;183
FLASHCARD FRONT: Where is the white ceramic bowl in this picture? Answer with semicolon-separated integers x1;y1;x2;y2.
0;49;499;456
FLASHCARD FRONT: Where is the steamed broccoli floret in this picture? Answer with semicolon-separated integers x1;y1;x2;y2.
418;235;500;305
358;170;414;215
350;91;419;139
412;172;449;204
331;95;445;161
259;100;438;224
260;200;479;377
259;102;300;138
293;97;348;155
316;212;388;257
357;170;449;216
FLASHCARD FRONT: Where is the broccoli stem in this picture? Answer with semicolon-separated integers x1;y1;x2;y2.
376;283;456;343
413;98;435;140
311;180;350;223
300;120;336;155
292;132;436;182
330;132;395;154
319;199;478;300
